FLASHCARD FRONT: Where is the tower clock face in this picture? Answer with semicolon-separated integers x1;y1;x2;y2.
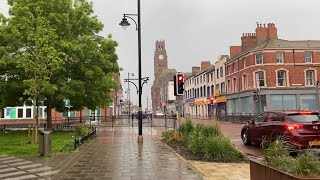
158;55;164;60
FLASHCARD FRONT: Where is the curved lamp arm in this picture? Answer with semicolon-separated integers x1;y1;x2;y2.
124;14;138;30
125;80;139;94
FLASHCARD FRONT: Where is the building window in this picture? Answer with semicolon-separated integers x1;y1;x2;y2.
207;86;210;97
220;67;223;77
233;63;237;72
203;85;206;97
277;70;286;87
215;84;220;96
243;74;248;90
306;70;315;86
300;95;317;111
256;71;265;87
255;53;263;65
271;95;296;110
227;80;231;93
221;82;225;94
211;85;214;96
305;52;312;63
211;73;213;81
233;78;237;92
276;52;284;64
18;109;23;118
1;109;4;118
217;69;219;79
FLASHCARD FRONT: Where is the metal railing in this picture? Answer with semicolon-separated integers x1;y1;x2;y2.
217;113;258;123
74;127;97;149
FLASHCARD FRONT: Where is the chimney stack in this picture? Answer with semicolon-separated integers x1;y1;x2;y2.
200;61;211;71
192;66;201;75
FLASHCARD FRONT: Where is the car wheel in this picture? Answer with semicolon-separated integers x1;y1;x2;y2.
242;130;251;146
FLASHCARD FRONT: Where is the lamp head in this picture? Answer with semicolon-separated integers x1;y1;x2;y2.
119;17;130;30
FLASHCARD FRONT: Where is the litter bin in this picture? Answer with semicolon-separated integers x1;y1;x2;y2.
39;130;52;157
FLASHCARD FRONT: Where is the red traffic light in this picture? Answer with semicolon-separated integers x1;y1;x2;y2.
177;74;184;82
210;97;214;101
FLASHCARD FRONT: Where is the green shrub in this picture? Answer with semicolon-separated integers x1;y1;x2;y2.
263;138;320;176
178;119;193;140
203;135;244;162
295;151;320;176
161;130;181;143
202;124;221;137
187;124;207;154
262;138;291;163
75;125;91;138
60;140;75;152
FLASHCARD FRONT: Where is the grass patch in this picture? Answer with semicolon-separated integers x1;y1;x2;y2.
0;130;75;157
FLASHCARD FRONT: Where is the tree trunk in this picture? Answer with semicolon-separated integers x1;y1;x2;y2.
80;110;82;123
46;96;53;130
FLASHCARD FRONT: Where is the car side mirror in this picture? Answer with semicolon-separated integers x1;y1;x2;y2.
248;120;253;125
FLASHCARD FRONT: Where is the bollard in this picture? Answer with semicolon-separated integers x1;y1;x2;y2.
165;114;167;129
74;139;77;150
112;116;114;128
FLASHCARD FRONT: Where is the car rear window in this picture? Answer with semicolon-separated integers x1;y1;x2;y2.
287;114;320;122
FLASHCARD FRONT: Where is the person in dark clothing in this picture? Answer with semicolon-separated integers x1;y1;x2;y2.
131;113;134;120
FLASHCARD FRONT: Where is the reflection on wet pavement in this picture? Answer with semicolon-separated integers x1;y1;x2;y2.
57;126;202;180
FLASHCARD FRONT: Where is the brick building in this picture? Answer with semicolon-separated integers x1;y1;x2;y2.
226;23;320;114
151;40;168;111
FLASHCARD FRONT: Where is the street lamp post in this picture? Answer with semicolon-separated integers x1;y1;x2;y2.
119;1;143;142
127;73;134;119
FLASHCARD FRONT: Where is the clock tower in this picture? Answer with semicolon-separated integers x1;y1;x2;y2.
151;40;168;111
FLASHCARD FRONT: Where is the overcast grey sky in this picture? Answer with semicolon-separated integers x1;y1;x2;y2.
1;0;320;109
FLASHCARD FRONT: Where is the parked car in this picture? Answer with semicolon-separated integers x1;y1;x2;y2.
241;110;320;150
155;112;164;116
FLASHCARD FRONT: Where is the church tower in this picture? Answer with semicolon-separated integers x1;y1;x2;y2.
151;40;168;111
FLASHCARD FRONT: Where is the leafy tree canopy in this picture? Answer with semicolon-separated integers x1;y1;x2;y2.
0;0;120;119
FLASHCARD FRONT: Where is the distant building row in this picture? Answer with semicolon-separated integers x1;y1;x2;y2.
152;23;320;117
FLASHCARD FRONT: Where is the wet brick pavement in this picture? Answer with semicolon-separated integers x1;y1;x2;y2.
55;126;203;180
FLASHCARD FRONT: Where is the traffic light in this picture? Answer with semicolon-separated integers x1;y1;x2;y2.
210;96;215;104
175;73;184;96
253;91;258;101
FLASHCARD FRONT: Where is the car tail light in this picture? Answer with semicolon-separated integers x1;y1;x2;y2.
284;124;303;131
299;111;313;115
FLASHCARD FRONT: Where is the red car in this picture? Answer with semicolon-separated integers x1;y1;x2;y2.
241;110;320;149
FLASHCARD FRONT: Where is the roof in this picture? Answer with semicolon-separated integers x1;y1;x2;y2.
194;65;215;77
229;38;320;63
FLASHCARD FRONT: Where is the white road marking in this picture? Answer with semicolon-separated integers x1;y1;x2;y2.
17;163;42;169
37;170;59;176
27;166;52;173
4;174;37;180
9;161;33;166
0;171;26;178
2;159;24;164
0;167;17;173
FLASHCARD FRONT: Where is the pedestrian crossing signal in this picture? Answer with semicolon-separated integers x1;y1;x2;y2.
253;91;258;101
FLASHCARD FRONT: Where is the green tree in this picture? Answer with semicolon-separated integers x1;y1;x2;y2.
0;0;120;130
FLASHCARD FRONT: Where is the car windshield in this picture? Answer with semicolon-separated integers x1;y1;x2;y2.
287;114;320;123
